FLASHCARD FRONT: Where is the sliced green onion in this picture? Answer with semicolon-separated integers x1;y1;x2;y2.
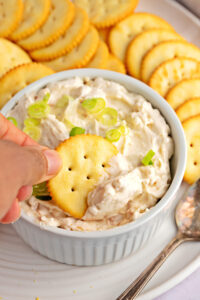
7;117;18;127
82;98;105;114
56;95;69;108
28;101;50;119
23;125;41;141
33;182;49;197
24;118;40;127
106;128;121;142
142;150;155;166
42;93;50;103
63;118;75;129
98;107;118;126
118;125;129;135
70;127;85;136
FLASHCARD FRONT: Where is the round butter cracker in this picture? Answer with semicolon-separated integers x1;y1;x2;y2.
74;0;138;28
126;29;183;79
18;0;75;51
0;38;31;78
30;7;89;61
183;115;200;184
104;54;126;74
0;0;23;38
141;41;200;83
176;98;200;122
109;12;174;62
0;63;54;109
48;135;118;219
43;26;99;71
9;0;51;41
86;40;109;68
149;58;200;97
166;78;200;109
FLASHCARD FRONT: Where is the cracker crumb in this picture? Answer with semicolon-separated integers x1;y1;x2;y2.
35;297;39;300
73;290;77;294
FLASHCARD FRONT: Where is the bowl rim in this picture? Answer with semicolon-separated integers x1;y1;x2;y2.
1;68;187;239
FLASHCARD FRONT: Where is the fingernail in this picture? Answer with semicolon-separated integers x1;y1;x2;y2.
44;150;62;176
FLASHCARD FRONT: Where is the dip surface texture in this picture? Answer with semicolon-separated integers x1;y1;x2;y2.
8;77;174;231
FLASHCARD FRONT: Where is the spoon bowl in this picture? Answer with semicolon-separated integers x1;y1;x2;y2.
176;179;200;236
117;178;200;300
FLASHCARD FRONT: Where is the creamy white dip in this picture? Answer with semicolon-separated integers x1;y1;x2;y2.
8;77;173;231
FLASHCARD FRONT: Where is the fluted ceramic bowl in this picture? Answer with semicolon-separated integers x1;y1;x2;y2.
1;69;186;266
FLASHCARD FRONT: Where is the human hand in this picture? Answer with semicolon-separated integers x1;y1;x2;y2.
0;113;62;224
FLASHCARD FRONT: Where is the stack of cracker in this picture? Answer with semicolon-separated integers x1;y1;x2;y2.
0;0;200;184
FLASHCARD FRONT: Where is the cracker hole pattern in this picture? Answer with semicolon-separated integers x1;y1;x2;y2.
71;187;75;192
194;161;197;166
190;143;194;147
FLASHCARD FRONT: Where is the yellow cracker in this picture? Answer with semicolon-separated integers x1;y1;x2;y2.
43;26;99;71
18;0;75;51
0;0;23;38
30;7;89;62
126;29;183;79
74;0;138;28
149;58;200;97
141;41;200;83
176;98;200;122
0;63;54;109
86;40;109;68
98;28;111;43
48;135;118;218
104;54;126;74
9;0;51;41
166;78;200;109
0;38;31;78
182;115;200;184
109;12;174;62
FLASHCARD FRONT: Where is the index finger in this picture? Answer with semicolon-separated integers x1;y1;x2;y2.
0;113;38;146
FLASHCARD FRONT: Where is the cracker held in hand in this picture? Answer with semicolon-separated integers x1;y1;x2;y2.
126;29;183;79
0;38;31;78
176;98;200;122
48;135;118;218
43;26;99;71
149;58;200;97
0;63;54;109
0;0;23;38
166;78;200;109
18;0;75;51
74;0;138;28
182;115;200;184
141;41;200;83
109;12;174;62
9;0;51;41
30;7;89;62
86;40;109;68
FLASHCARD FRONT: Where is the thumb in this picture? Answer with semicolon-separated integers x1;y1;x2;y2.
20;145;62;185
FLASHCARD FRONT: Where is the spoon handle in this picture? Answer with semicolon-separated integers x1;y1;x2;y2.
116;232;185;300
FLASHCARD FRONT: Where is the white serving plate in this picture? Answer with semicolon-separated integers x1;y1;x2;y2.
0;0;199;299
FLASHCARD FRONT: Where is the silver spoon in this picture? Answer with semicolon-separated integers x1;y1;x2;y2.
117;179;200;300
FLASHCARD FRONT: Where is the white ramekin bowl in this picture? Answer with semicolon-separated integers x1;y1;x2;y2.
1;69;186;266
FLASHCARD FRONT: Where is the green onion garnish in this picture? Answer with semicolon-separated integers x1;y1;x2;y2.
70;127;85;136
23;125;41;141
42;93;50;103
106;128;121;142
28;93;50;119
142;150;155;166
56;95;69;108
82;97;106;114
98;107;118;126
24;118;40;127
7;117;18;127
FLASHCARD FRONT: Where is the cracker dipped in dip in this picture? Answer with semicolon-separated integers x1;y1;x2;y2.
7;77;173;231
